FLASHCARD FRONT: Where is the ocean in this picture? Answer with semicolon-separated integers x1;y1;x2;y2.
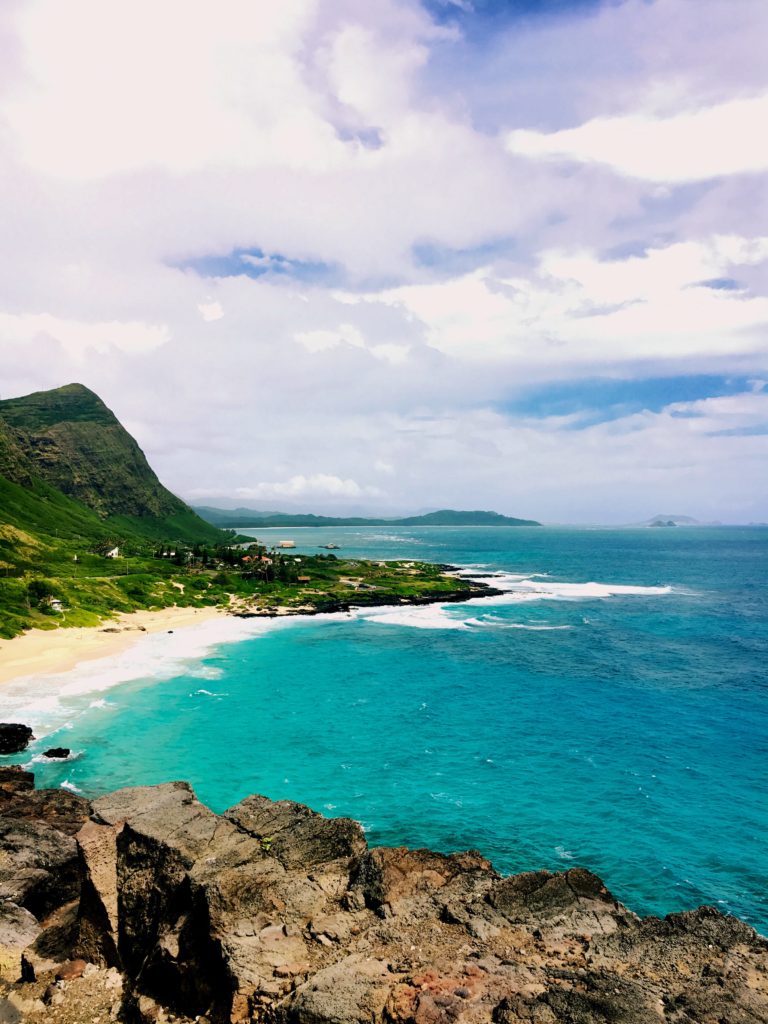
3;525;767;934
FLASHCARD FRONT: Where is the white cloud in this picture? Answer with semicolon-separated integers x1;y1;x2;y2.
506;94;768;183
0;312;169;357
340;235;768;369
369;343;410;365
197;300;224;322
295;324;366;353
235;474;382;500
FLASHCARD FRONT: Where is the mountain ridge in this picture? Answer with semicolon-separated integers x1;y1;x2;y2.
194;506;541;528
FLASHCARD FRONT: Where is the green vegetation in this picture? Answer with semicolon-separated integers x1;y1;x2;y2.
194;506;541;528
0;384;490;640
0;525;480;639
0;383;227;541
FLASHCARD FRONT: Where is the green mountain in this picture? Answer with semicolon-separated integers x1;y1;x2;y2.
0;384;225;544
194;506;541;529
0;383;243;637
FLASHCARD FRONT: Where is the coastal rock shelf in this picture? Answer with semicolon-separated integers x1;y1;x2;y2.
0;768;765;1023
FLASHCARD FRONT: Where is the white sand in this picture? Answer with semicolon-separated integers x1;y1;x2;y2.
0;606;226;686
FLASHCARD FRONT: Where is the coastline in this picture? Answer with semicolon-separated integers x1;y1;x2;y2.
0;567;501;689
0;604;226;687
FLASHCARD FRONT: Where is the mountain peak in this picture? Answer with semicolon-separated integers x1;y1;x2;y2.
0;382;116;431
0;383;177;518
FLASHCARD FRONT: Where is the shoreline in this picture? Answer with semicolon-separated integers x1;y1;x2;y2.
0;568;501;689
0;605;226;687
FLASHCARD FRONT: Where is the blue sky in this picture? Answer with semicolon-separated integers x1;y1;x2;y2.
0;0;766;521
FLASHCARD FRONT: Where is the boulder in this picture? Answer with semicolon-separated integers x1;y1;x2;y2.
0;901;41;981
278;955;395;1024
0;815;80;918
484;867;634;936
0;723;33;754
43;748;71;760
225;795;367;870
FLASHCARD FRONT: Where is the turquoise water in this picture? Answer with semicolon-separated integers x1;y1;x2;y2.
9;526;768;933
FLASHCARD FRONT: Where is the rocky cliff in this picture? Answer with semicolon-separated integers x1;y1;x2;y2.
0;768;765;1024
0;384;189;519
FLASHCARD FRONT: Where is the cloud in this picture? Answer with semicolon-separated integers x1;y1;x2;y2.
295;324;366;353
234;474;383;501
336;235;768;371
506;94;768;183
0;0;767;522
197;300;224;322
0;312;169;357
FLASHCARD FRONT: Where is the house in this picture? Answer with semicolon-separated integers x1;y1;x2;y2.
277;540;296;548
105;547;120;558
241;556;253;563
297;575;311;583
260;556;273;564
50;599;64;613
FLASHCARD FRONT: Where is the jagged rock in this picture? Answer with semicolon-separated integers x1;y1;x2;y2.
485;868;632;936
0;815;80;917
43;748;71;760
0;775;764;1024
278;955;395;1024
0;900;41;981
224;795;367;870
0;785;91;836
0;766;34;794
0;723;33;754
352;846;495;915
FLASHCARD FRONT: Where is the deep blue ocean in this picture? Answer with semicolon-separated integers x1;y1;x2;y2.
8;526;768;934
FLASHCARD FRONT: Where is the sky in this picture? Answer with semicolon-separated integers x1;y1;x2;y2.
0;0;767;524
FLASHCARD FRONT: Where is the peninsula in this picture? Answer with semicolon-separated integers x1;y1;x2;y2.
0;384;498;641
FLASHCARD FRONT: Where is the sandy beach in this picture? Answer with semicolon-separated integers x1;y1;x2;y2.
0;605;227;686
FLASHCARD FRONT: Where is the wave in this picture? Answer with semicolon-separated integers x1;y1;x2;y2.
60;779;83;794
0;614;294;735
466;617;573;631
364;533;420;544
482;574;671;598
363;606;470;630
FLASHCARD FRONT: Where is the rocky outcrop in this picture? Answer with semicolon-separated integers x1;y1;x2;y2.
0;724;34;754
0;775;766;1024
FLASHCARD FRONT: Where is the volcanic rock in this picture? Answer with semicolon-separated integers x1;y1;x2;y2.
0;723;33;754
0;776;766;1024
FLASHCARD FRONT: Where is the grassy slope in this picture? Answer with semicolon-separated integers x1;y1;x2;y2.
0;473;232;637
0;473;479;639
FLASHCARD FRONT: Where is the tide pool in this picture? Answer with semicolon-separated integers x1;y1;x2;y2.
4;526;768;933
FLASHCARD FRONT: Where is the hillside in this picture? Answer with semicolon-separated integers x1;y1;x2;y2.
0;383;225;544
195;506;541;528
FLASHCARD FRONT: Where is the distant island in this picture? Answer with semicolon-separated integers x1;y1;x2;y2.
641;515;722;528
194;506;541;529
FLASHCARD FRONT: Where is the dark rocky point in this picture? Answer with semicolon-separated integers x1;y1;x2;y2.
0;772;764;1024
0;723;34;754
